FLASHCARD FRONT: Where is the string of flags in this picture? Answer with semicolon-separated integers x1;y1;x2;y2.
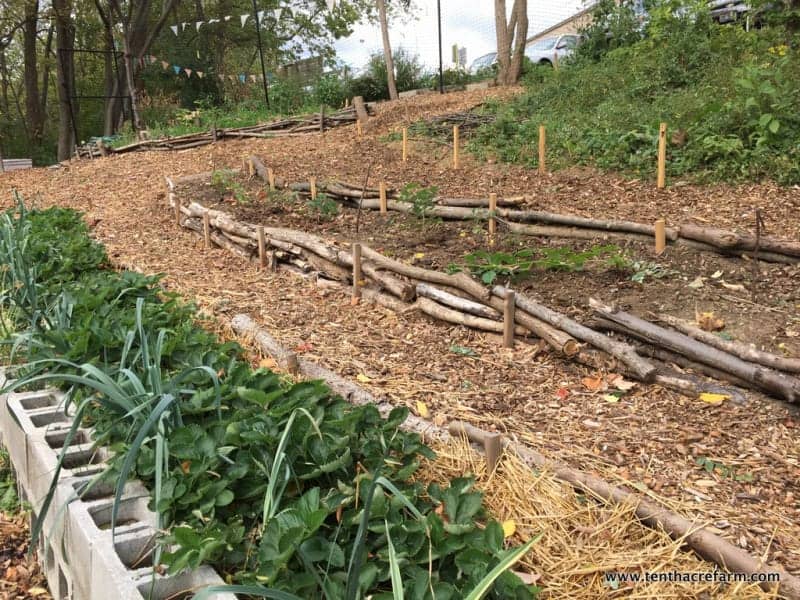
168;8;290;36
141;54;267;83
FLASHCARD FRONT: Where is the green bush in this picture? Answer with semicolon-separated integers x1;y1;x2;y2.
473;5;800;184
347;49;427;101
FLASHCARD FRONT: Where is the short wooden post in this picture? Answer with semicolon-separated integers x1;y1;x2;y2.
453;125;460;169
320;105;325;134
173;195;181;227
379;182;388;214
352;243;362;301
203;211;211;248
538;125;546;175
267;168;276;191
655;219;666;255
484;433;503;473
488;193;497;246
657;122;667;189
503;290;516;349
310;177;317;200
247;158;255;177
258;226;267;269
356;120;363;139
402;128;408;162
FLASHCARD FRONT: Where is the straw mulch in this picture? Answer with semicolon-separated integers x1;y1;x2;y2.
421;438;780;599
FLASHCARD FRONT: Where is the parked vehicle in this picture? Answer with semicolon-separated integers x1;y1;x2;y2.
524;34;582;66
469;51;497;75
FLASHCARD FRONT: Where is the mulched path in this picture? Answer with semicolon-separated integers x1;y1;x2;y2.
2;88;799;584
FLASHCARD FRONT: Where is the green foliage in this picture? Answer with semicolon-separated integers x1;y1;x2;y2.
348;50;427;102
695;456;754;482
211;169;248;204
307;193;340;221
0;446;20;513
450;245;623;285
0;200;539;599
475;7;800;184
398;183;439;224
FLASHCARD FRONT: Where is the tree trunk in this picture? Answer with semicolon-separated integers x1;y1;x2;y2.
495;0;529;85
376;0;398;100
23;0;44;147
54;0;76;160
39;20;53;128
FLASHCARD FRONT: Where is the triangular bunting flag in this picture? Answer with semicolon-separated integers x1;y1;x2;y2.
184;68;193;77
224;15;231;21
170;25;178;35
172;65;181;75
197;71;204;79
209;18;219;24
195;21;203;31
162;61;170;70
228;75;235;81
150;55;158;64
238;74;246;83
240;14;249;27
257;10;265;21
249;74;256;83
326;0;336;8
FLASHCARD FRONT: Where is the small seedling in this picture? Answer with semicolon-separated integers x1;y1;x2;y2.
450;344;478;357
210;169;248;204
306;193;339;221
695;456;754;482
398;182;439;224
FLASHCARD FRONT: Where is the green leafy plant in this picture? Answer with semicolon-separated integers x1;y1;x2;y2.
398;183;439;224
695;457;754;482
0;447;20;513
211;169;249;204
307;193;340;221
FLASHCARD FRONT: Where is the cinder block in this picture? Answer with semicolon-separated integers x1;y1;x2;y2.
134;566;237;600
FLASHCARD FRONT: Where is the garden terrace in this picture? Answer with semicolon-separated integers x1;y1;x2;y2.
2;88;799;598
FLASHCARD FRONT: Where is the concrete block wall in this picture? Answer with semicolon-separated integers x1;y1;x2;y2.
0;376;237;600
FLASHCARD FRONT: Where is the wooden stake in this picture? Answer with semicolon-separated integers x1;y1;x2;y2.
503;290;516;349
488;193;497;246
310;177;317;200
453;125;460;169
173;195;181;227
352;243;362;301
320;105;325;134
356;120;363;139
247;158;255;177
267;168;276;191
655;218;666;255
538;125;547;175
379;181;388;214
402;128;408;162
203;211;211;248
258;226;267;269
657;122;667;189
484;433;503;473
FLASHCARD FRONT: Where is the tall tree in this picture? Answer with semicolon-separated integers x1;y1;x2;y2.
494;0;528;85
54;0;76;160
23;0;44;145
376;0;397;100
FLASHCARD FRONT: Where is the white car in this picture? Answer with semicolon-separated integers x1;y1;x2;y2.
524;34;582;67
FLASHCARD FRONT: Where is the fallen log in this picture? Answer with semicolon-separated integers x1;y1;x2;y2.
437;196;525;208
412;297;527;336
248;155;287;189
361;261;416;302
680;223;800;257
358;245;577;355
505;222;656;245
657;314;800;374
417;283;500;320
450;420;800;599
591;299;800;403
496;287;657;383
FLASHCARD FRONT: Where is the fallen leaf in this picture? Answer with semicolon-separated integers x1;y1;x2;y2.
556;387;570;400
356;373;372;384
696;311;724;332
603;394;620;403
582;376;607;392
512;571;541;586
582;419;602;429
295;342;313;352
711;270;723;279
721;281;746;291
413;252;425;259
416;401;430;419
688;276;705;289
259;357;277;370
502;519;516;538
699;392;729;405
28;588;49;597
608;374;636;392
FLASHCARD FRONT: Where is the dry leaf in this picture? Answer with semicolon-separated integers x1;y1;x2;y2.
603;394;620;403
699;392;729;405
502;519;516;538
416;400;430;419
696;311;724;332
581;376;607;393
608;374;636;392
555;387;570;400
721;281;746;291
582;419;602;429
259;357;277;369
694;478;717;488
512;571;541;586
356;373;372;384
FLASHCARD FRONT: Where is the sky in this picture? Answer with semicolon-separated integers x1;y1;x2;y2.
334;1;586;70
